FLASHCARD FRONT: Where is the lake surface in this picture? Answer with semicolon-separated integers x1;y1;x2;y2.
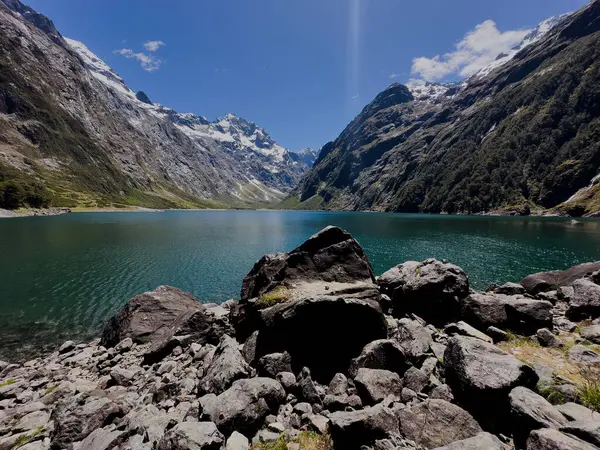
1;210;600;360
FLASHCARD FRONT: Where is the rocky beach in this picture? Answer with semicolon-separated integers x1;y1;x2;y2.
1;226;600;449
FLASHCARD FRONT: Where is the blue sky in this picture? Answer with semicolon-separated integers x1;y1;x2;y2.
27;0;588;151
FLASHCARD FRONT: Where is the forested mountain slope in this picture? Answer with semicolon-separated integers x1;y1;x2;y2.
290;1;600;216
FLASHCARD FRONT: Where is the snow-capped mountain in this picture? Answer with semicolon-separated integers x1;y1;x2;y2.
292;148;319;167
406;81;462;104
0;0;311;210
472;14;570;79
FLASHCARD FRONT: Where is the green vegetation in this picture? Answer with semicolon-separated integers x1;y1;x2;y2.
279;194;325;211
256;286;291;309
11;426;44;449
0;379;16;388
538;384;566;405
504;332;541;348
43;385;57;396
251;431;333;450
578;367;600;412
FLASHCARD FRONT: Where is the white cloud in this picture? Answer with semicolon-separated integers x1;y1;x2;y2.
411;20;530;82
114;48;162;72
389;73;400;79
144;40;165;52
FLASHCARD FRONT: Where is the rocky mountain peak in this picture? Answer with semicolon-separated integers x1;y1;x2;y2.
1;0;63;45
135;91;153;105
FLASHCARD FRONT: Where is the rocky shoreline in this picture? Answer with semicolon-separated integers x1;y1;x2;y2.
0;208;71;219
1;226;600;449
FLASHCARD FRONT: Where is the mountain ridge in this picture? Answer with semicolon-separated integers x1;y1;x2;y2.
288;1;600;217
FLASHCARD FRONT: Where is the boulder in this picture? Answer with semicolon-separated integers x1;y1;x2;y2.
566;279;600;320
431;432;505;449
379;259;469;326
50;396;125;448
509;386;568;447
329;404;398;449
560;421;600;447
580;325;600;344
520;262;600;294
402;367;429;393
444;336;538;432
232;227;387;381
494;282;526;295
461;292;553;335
568;345;600;365
348;339;409;377
199;335;250;395
156;422;224;450
354;368;402;405
392;318;434;364
526;428;598;450
536;329;563;348
241;226;375;301
444;321;493;344
225;431;250;450
257;352;292;378
101;286;229;361
396;399;482;449
201;377;285;436
556;403;600;422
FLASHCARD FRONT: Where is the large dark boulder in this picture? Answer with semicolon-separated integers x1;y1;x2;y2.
396;399;482;449
200;377;285;437
444;336;538;432
378;259;469;326
348;339;409;377
353;368;402;405
156;422;224;450
328;404;399;449
520;262;600;294
240;225;375;301
461;292;553;335
566;279;600;320
509;386;568;448
560;421;600;447
198;335;250;395
231;226;387;381
101;286;229;362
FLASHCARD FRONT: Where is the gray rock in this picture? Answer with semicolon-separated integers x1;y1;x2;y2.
520;262;600;294
13;410;50;433
568;345;600;365
306;414;330;435
354;368;402;405
225;431;250;450
444;321;493;343
58;341;76;354
560;421;600;447
566;279;600;321
461;292;553;335
486;326;509;343
242;331;258;366
156;422;224;450
495;282;526;295
101;286;230;363
110;367;138;387
297;371;322;405
293;402;312;415
199;335;250;395
526;428;598;450
392;318;434;364
536;328;563;348
50;396;125;448
275;372;296;391
379;259;469;326
430;384;454;402
76;426;125;450
556;403;600;422
444;336;538;432
431;432;506;450
348;339;408;377
323;393;362;412
581;325;600;345
329;403;398;449
402;367;429;393
202;377;285;436
328;373;349;396
257;352;292;378
509;386;568;447
115;337;133;353
396;399;482;448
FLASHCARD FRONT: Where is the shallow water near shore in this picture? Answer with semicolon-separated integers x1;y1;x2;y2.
1;210;600;361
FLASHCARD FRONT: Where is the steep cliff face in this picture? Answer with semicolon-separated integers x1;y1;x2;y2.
0;0;309;209
292;1;600;216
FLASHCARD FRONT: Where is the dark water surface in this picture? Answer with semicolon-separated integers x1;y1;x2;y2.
1;210;600;360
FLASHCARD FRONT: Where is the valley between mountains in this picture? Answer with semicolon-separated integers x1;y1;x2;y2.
1;0;600;216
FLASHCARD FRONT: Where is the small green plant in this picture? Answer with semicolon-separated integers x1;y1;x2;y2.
578;367;600;412
11;426;44;449
0;379;16;388
538;384;566;405
251;431;332;450
256;286;291;309
43;385;57;396
503;331;540;348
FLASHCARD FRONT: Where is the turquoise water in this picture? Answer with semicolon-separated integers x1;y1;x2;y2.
1;210;600;360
